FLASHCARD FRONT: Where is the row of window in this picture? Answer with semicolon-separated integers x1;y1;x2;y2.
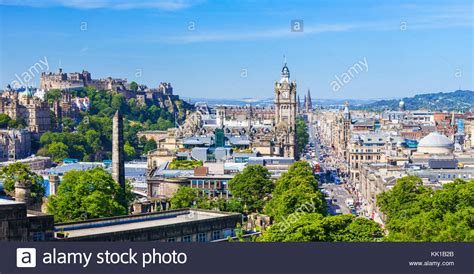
166;231;223;242
351;155;381;160
352;149;382;153
190;180;228;189
437;174;472;179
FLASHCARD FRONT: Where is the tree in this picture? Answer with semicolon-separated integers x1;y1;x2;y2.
45;89;62;104
62;117;75;132
8;117;26;129
142;139;157;154
168;159;203;170
47;167;132;222
296;117;309;154
111;93;127;113
0;113;12;128
0;162;45;197
47;142;69;162
265;161;326;221
129;81;138;91
124;142;137;161
228;165;274;213
259;213;383;242
170;186;198;209
377;176;474;242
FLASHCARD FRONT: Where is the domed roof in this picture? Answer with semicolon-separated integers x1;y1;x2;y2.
418;132;453;148
281;64;290;76
280;61;290;82
399;99;405;107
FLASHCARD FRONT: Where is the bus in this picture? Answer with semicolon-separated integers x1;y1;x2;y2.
311;161;321;173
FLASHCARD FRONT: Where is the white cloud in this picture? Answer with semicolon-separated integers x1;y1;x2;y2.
0;0;203;11
166;23;361;44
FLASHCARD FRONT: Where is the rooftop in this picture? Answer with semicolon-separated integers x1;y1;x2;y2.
54;209;239;239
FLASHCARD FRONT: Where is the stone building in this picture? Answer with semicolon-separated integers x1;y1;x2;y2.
40;68;87;90
169;62;299;159
348;133;405;184
0;87;51;137
0;199;54;241
0;129;31;161
54;209;241;242
40;68;128;92
273;62;297;158
52;91;79;125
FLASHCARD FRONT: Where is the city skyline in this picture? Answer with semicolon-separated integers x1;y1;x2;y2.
1;0;473;99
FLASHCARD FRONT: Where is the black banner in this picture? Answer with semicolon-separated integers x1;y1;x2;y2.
4;242;473;274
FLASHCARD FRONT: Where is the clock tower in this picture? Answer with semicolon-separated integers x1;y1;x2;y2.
274;61;297;159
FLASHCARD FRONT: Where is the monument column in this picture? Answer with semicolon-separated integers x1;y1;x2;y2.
112;110;125;190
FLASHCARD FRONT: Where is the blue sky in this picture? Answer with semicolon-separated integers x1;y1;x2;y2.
0;0;472;99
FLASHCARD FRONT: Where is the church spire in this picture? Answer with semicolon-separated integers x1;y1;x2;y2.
305;88;312;111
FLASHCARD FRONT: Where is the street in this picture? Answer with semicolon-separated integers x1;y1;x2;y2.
305;117;358;216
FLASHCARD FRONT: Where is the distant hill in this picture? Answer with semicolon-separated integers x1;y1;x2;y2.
356;90;474;112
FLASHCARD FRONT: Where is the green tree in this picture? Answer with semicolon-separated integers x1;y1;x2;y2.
377;176;474;242
85;129;102;152
8;117;26;129
62;117;75;132
124;142;137;161
129;81;138;91
0;113;12;128
47;167;132;222
260;213;383;242
142;139;157;154
0;162;45;197
265;161;326;221
296;117;309;154
170;186;198;209
47;142;70;162
228;165;274;213
45;89;62;104
168;159;203;170
111;93;127;113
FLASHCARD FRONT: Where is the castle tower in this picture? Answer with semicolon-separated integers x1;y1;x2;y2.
112;110;125;190
274;60;297;159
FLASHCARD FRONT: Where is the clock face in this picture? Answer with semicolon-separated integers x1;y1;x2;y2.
282;91;289;99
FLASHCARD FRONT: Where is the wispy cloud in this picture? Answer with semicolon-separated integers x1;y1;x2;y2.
0;0;203;11
163;2;473;45
165;23;362;44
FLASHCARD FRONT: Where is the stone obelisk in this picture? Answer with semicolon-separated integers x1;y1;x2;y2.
112;110;125;190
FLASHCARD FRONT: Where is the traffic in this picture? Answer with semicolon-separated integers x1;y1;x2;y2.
303;120;361;217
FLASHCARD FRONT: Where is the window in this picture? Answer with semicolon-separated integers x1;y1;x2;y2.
182;235;192;242
198;233;207;242
167;238;176;242
212;230;221;241
32;232;45;241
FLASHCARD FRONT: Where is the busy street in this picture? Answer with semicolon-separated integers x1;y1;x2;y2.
303;117;360;217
